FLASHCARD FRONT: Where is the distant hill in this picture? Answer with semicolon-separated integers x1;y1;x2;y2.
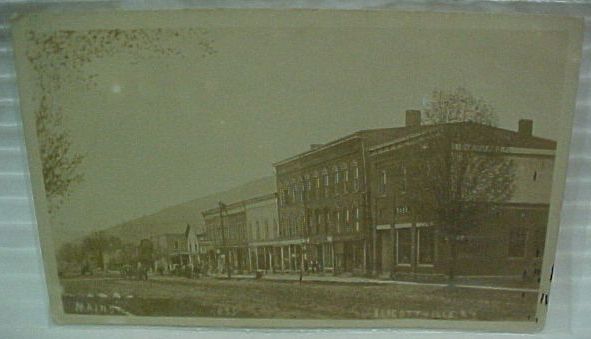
103;175;276;244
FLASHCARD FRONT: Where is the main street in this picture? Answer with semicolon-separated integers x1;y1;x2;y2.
61;275;538;321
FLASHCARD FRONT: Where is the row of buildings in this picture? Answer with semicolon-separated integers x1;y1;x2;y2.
170;110;555;279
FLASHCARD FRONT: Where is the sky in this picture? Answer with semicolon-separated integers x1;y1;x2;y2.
20;10;576;242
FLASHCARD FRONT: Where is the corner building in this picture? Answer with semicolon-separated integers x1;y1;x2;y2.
273;113;424;274
369;118;556;279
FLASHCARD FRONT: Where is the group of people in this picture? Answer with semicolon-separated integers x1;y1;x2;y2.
120;261;149;280
157;261;210;279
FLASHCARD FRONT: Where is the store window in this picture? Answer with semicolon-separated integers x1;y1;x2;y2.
396;228;411;265
417;228;434;265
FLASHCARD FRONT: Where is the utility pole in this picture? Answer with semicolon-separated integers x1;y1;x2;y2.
219;201;231;279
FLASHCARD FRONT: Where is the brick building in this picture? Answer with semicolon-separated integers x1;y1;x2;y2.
273;121;425;274
369;114;555;279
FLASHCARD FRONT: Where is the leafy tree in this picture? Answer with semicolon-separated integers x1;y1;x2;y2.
396;88;515;280
26;28;216;214
138;238;154;267
81;231;122;271
36;95;84;214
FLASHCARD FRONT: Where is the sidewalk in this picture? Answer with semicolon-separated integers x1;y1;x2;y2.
199;271;540;293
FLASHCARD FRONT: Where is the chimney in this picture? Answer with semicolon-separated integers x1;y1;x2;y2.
518;119;533;137
310;144;323;151
405;109;421;127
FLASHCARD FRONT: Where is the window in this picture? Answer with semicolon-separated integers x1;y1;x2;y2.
353;166;360;191
291;184;297;203
355;207;360;232
281;187;289;206
315;210;321;234
379;169;387;194
323;172;330;197
336;211;341;233
173;240;179;250
343;169;349;192
334;167;340;194
508;228;527;258
314;175;320;198
418;228;434;265
401;163;407;193
396;229;411;265
300;182;305;202
344;208;352;233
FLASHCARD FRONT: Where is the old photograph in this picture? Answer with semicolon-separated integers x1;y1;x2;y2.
11;8;583;330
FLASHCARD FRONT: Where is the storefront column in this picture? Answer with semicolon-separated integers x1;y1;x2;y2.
288;245;292;271
248;248;252;272
280;246;285;272
363;240;367;273
331;243;336;274
254;247;259;270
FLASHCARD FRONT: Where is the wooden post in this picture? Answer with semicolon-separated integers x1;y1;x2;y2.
280;246;285;272
255;247;259;270
248;247;252;272
288;245;292;271
363;240;367;273
331;243;336;274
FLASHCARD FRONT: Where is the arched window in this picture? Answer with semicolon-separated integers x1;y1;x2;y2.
322;168;330;197
351;161;360;192
355;206;361;232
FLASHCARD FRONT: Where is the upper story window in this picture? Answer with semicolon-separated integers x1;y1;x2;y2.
291;183;297;203
352;165;360;192
355;207;361;232
379;169;387;194
343;168;349;193
299;181;305;202
280;187;289;206
323;171;330;197
401;163;408;193
334;167;340;194
304;177;311;200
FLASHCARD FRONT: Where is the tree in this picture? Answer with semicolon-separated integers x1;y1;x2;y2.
138;238;154;267
57;242;83;268
36;95;84;214
81;231;122;271
403;88;515;281
26;28;216;214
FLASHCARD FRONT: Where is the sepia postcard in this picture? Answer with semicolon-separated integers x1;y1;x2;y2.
11;8;583;331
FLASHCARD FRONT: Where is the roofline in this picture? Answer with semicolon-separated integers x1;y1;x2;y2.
201;192;277;217
272;133;361;168
369;123;556;155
